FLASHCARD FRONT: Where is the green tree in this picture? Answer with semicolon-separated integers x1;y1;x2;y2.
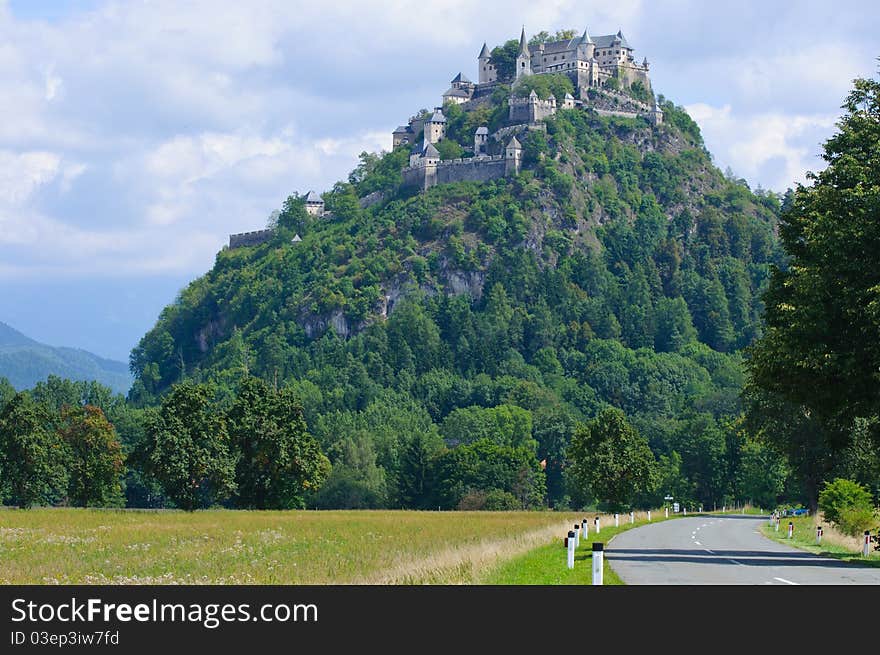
490;40;520;83
440;404;535;451
226;377;330;509
747;70;880;475
0;393;67;508
567;407;657;511
140;382;235;510
818;478;874;529
736;435;788;509
432;439;545;509
58;405;126;507
312;432;387;509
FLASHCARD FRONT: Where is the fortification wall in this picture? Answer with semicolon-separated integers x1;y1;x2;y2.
436;156;507;185
229;229;274;249
403;155;508;190
508;97;556;123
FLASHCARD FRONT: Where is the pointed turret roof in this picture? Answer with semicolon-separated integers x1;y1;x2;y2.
615;30;631;48
507;135;522;149
429;109;447;123
518;27;529;56
564;92;574;100
478;42;491;59
423;142;440;158
581;28;593;44
475;126;489;135
292;234;302;243
451;72;472;84
305;190;322;203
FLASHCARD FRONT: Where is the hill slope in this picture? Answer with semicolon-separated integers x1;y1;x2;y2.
0;321;132;394
130;82;783;509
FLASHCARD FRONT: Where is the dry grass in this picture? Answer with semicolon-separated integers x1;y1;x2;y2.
0;507;599;585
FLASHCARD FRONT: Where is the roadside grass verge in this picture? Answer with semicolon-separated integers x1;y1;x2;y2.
481;510;674;585
760;513;880;567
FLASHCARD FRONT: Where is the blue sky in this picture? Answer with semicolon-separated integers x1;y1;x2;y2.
0;0;877;362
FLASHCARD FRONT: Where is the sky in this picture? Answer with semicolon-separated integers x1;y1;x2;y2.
0;0;877;363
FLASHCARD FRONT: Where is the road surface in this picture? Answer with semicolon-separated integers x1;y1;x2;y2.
607;515;880;584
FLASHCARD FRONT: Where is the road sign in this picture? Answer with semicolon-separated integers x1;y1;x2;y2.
673;502;680;513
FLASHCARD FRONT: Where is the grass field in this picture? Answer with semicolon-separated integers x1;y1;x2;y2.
760;513;880;567
1;507;599;584
0;507;686;585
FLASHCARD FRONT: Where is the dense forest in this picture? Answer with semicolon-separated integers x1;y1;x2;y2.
3;69;877;516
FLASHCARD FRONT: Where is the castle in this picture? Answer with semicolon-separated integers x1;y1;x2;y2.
229;25;664;248
480;27;652;96
397;26;662;192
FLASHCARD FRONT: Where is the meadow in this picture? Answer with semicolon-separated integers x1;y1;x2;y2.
0;507;606;584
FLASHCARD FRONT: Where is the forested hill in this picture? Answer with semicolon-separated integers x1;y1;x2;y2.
0;321;132;395
130;80;784;509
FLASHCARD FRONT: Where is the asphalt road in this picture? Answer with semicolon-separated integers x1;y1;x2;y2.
606;514;880;584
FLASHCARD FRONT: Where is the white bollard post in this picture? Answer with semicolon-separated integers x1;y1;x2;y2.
574;524;581;549
582;518;588;540
567;531;575;569
647;510;652;522
787;522;794;539
683;507;687;516
864;531;871;558
665;507;669;518
775;517;780;532
594;516;600;534
722;505;726;513
630;511;634;524
614;513;619;528
699;505;703;513
816;525;822;544
592;542;604;585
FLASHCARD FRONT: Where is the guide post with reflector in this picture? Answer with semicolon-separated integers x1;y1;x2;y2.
592;543;604;585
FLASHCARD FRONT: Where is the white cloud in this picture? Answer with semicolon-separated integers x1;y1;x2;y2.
686;103;837;190
0;0;873;284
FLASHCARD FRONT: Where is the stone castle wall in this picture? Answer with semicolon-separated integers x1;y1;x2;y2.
403;155;509;191
229;229;274;249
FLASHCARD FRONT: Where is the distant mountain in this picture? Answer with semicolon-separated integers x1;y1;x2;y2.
0;321;132;395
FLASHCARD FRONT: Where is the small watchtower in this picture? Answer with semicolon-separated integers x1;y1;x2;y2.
304;190;324;216
474;126;489;155
505;135;522;176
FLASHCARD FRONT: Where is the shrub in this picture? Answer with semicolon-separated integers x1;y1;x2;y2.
818;478;874;527
837;505;878;538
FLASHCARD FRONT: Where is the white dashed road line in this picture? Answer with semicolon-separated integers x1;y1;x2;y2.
773;577;799;585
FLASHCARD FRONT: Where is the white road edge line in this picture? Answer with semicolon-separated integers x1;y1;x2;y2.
773;577;799;585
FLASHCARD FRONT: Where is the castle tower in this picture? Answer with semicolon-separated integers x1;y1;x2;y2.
478;42;493;84
505;135;522;176
474;126;488;156
424;108;447;143
304;190;324;217
577;27;595;61
649;99;664;126
515;27;531;80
